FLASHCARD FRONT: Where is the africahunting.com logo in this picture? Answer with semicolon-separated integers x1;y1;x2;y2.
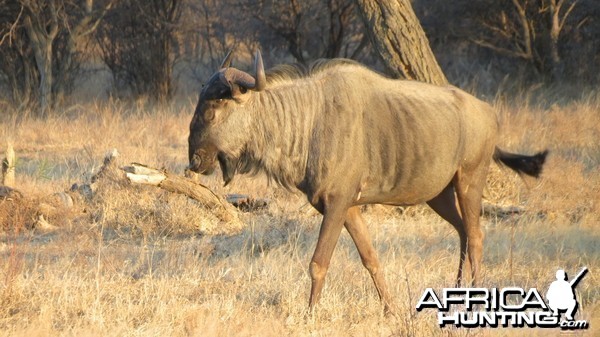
416;268;589;330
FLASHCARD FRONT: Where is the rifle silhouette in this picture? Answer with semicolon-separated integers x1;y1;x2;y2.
569;267;588;288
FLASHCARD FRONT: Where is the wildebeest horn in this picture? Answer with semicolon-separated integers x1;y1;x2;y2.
220;50;234;69
225;69;257;89
253;50;265;91
225;50;266;92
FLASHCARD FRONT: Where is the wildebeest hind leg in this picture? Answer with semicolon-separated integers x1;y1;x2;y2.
454;166;488;286
427;183;469;286
345;206;394;315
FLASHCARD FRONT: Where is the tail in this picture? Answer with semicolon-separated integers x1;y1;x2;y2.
493;146;548;178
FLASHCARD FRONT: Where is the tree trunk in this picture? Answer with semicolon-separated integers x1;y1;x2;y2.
11;37;38;109
157;32;173;103
548;0;577;81
354;0;447;85
23;10;58;117
36;42;53;116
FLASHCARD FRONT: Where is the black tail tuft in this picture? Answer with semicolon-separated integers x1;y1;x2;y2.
493;147;548;178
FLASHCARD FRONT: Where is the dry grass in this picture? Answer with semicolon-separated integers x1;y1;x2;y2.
0;94;599;336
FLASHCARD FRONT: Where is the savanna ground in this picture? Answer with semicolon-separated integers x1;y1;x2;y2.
0;93;598;337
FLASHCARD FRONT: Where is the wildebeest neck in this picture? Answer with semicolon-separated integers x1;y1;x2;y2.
243;79;323;189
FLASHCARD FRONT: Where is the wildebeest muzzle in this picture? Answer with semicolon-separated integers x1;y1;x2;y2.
188;143;218;175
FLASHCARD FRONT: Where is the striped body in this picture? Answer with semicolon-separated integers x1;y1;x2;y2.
231;62;497;210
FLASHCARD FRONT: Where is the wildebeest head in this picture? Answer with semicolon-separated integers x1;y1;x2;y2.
188;50;266;185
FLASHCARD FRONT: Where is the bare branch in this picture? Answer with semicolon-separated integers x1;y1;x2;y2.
73;0;115;39
559;0;578;31
0;5;23;46
471;38;532;60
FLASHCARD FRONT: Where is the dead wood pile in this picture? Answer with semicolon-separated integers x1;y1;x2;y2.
0;147;255;232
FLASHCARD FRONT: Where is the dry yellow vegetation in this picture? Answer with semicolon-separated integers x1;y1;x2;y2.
0;95;598;336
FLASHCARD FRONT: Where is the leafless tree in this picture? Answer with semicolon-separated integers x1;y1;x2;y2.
96;0;182;103
468;0;581;80
0;0;111;116
181;0;245;79
3;0;600;110
21;0;61;116
0;1;38;110
412;0;600;88
242;0;370;64
53;0;113;105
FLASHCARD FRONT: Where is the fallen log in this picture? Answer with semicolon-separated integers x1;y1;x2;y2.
121;163;241;223
1;147;245;232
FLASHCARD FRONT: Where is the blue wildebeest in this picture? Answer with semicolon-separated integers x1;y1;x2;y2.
187;51;547;313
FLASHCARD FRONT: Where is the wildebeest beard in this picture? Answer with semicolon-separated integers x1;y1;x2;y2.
217;153;236;186
217;150;261;186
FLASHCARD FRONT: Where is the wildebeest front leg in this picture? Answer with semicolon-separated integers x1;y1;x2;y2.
345;207;394;314
308;201;347;310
